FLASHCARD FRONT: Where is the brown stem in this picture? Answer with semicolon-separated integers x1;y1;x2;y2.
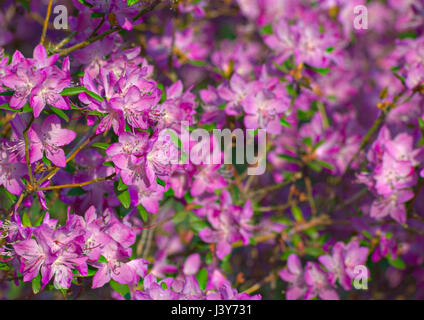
242;273;276;295
255;202;293;213
37;174;116;191
133;0;162;22
304;176;317;215
342;87;409;178
23;116;35;186
58;27;120;57
57;0;162;57
40;0;54;45
37;132;98;185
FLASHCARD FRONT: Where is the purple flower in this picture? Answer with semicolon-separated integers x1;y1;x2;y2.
218;74;254;116
206;280;261;300
2;45;70;117
243;89;288;134
0;143;26;195
304;262;339;300
13;237;49;283
28;115;76;167
183;253;201;276
199;191;253;259
318;241;369;290
279;254;307;300
29;59;70;117
370;189;414;224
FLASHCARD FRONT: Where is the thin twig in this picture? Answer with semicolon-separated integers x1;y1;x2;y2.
38;132;98;185
37;174;116;191
304;176;317;215
40;0;54;45
57;0;162;57
23;116;35;186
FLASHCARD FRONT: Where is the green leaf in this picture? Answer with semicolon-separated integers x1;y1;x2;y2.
392;71;406;86
117;178;128;191
281;249;295;261
387;255;406;270
117;189;131;209
59;288;67;298
173;211;187;224
1;187;17;203
188;212;208;233
398;31;417;39
418;118;424;131
280;116;292;128
67;187;87;196
42;155;52;166
34;212;46;227
157;83;166;103
186;60;207;67
0;262;10;271
362;231;373;240
314;159;334;171
164;188;174;197
291;205;303;222
91;12;105;18
278;154;299;163
50;106;69;122
103;161;114;167
98;255;108;263
60;86;104;102
32;274;41;294
306;161;322;172
196;268;208;291
305;247;324;257
304;64;331;75
92;142;109;150
85;90;104;102
60;86;87;96
156;177;166;187
0;104;18;112
127;0;140;6
110;280;130;299
17;0;30;10
260;24;273;35
205;252;213;265
78;0;94;8
0;90;14;96
303;137;313;147
22;212;32;227
137;204;148;222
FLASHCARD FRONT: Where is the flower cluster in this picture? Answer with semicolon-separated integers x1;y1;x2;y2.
0;0;424;301
280;240;369;300
1;45;70;117
358;127;424;223
9;206;149;289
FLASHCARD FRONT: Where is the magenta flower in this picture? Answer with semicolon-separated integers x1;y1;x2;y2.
13;237;49;283
29;59;71;117
304;262;339;300
28;115;76;167
199;191;253;259
206;280;261;300
318;241;369;290
243;89;288;134
370;189;414;224
2;45;70;117
218;74;254;116
279;254;307;300
0;144;26;195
